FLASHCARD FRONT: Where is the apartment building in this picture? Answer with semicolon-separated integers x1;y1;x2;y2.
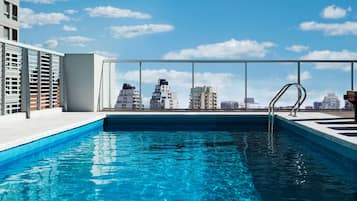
190;86;217;110
150;79;177;109
0;0;19;41
115;83;142;109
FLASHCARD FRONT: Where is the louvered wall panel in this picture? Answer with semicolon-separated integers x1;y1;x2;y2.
0;43;3;115
51;55;60;107
39;52;51;109
28;50;39;111
4;44;22;114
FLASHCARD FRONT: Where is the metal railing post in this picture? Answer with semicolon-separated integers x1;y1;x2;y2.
297;62;301;109
21;48;30;118
351;62;354;90
97;61;104;111
108;62;112;109
191;62;195;110
244;62;248;110
37;51;41;110
139;61;142;110
49;54;53;108
297;62;301;85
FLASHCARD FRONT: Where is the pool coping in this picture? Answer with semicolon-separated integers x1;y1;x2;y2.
1;111;356;164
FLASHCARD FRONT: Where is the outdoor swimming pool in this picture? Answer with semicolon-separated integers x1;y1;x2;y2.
0;115;356;201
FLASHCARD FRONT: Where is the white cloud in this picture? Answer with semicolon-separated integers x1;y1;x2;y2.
286;45;309;53
20;8;70;28
64;9;78;15
110;24;174;39
163;39;275;59
35;35;93;48
286;71;312;81
22;0;56;4
91;51;118;59
85;6;151;19
35;39;59;48
321;5;352;19
59;36;93;47
63;25;77;32
43;39;58;48
301;50;357;71
300;21;357;36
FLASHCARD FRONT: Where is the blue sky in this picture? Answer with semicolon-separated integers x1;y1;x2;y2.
20;0;357;108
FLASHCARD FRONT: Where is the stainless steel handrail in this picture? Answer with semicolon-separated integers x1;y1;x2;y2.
268;83;306;133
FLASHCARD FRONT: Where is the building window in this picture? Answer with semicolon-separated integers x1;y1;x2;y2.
3;27;10;40
12;29;17;41
12;5;17;21
4;1;9;18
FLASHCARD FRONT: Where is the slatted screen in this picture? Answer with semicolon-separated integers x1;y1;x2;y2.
28;50;39;111
39;52;51;109
0;42;63;116
3;43;22;114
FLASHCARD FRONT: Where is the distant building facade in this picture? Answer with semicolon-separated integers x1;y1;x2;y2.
221;101;239;110
115;83;142;109
313;101;322;110
244;97;255;104
190;86;217;110
0;0;19;41
321;93;340;109
150;79;177;109
344;101;353;110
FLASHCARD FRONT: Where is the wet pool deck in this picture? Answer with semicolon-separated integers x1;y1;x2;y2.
0;111;356;154
0;110;105;152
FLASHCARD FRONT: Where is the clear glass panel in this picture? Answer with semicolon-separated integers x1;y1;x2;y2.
114;62;140;111
141;62;190;110
194;63;244;110
301;62;351;111
248;63;297;109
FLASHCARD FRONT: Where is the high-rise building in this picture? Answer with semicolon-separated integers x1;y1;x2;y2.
150;79;177;109
321;93;340;109
0;0;19;41
115;83;142;109
190;86;217;110
221;101;239;110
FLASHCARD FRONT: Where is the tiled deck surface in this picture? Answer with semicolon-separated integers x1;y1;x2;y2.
0;111;105;152
277;112;357;151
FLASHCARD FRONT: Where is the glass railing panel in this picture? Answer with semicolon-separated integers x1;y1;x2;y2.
301;62;352;111
194;63;244;111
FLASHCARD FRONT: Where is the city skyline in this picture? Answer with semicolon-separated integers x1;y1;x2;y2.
115;80;347;109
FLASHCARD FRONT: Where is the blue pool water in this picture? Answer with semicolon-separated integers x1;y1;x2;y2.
0;116;356;201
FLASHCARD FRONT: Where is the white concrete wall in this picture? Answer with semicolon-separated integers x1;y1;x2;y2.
64;54;116;112
0;0;20;41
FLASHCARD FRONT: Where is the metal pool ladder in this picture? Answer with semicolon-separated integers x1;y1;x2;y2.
268;83;307;133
